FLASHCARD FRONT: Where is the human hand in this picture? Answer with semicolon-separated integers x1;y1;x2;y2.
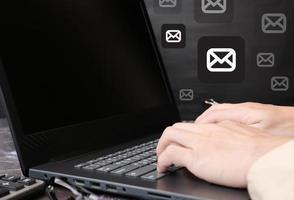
157;121;291;188
195;102;294;136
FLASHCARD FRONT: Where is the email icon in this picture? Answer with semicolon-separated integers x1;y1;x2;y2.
159;0;177;8
179;89;194;101
271;76;289;91
198;36;244;83
207;48;236;72
262;13;287;34
166;30;181;43
162;24;185;48
202;0;227;14
257;53;275;67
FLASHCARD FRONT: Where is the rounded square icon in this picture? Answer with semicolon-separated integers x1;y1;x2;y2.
195;0;233;23
198;36;245;83
202;0;227;14
159;0;177;7
262;13;287;34
161;24;186;48
153;0;182;14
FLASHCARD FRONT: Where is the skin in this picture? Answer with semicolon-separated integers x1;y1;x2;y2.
195;102;294;136
156;121;292;188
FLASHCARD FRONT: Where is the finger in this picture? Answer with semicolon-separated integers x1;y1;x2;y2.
157;126;197;156
157;144;193;173
172;122;217;136
195;103;236;123
196;109;250;124
195;102;262;123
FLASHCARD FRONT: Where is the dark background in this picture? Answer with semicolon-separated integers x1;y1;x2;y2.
1;0;294;120
145;0;294;120
0;103;4;118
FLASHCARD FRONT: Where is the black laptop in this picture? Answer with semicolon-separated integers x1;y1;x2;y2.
0;0;248;199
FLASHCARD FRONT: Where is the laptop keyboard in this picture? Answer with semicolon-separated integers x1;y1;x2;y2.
74;139;176;180
0;174;45;199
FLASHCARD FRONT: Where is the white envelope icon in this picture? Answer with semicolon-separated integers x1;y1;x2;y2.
159;0;177;8
207;48;236;72
262;13;287;34
202;0;227;14
166;30;182;43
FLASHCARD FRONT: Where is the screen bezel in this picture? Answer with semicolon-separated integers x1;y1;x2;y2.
0;0;180;175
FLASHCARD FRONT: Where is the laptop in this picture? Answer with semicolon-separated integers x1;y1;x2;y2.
0;0;249;199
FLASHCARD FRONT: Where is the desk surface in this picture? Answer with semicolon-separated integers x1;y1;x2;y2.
0;119;131;200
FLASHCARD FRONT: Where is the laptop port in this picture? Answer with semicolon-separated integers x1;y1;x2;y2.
90;182;101;189
75;180;85;186
105;184;117;192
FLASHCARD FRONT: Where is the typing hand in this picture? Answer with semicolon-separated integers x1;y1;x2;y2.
156;121;291;188
196;102;294;136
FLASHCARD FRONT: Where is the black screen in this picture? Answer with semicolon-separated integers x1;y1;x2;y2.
0;0;171;135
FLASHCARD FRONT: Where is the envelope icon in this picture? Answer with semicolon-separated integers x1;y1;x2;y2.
159;0;177;7
202;0;227;14
179;89;194;101
207;48;236;72
262;13;287;34
271;76;289;91
166;30;182;43
257;53;275;67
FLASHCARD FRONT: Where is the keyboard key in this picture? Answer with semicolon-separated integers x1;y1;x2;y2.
0;180;24;191
110;164;139;175
75;161;94;168
96;164;122;172
82;165;99;170
0;188;9;197
78;139;160;175
17;177;36;186
85;159;97;165
74;163;85;168
1;175;20;182
126;164;157;177
141;171;166;181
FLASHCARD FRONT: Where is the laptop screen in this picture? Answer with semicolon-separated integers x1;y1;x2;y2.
0;0;173;135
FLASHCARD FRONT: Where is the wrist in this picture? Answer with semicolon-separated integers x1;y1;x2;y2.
277;106;294;136
246;137;293;186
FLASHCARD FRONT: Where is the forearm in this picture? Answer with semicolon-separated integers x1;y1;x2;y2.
247;140;294;200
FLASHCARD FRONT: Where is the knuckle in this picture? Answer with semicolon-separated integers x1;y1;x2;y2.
162;126;173;136
172;123;183;128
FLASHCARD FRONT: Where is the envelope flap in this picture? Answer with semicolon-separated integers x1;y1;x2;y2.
205;0;224;7
258;54;274;62
273;79;287;85
264;14;286;26
208;48;235;63
167;30;181;38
